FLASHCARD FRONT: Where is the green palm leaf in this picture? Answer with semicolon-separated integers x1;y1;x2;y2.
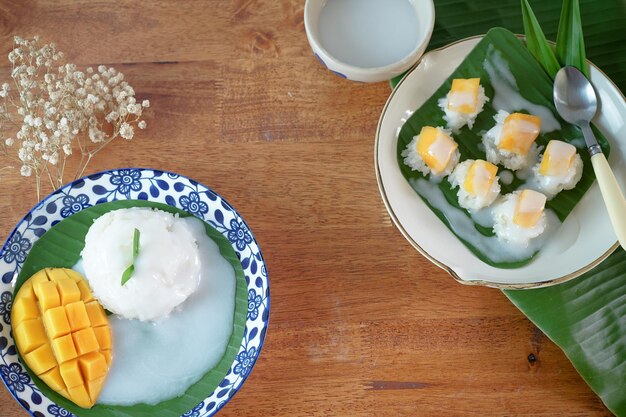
556;0;589;77
521;0;561;78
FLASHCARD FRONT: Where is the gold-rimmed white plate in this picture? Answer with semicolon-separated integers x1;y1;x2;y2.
375;36;626;289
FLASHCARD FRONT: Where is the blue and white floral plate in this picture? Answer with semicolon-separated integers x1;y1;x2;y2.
0;168;269;417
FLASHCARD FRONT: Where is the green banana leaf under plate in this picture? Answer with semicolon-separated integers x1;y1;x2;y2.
382;0;626;413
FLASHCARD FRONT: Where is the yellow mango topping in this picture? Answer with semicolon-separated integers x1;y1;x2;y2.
57;279;81;305
416;126;458;175
11;268;112;409
14;319;47;354
66;301;91;332
539;140;576;176
11;297;40;329
42;306;71;339
40;367;65;392
60;359;83;388
25;344;57;375
93;326;112;350
498;113;541;155
30;270;51;286
447;78;480;114
33;281;61;311
463;160;498;197
84;301;108;327
87;377;106;403
514;190;547;228
102;350;112;365
72;328;99;356
68;385;91;409
79;352;108;381
51;334;78;363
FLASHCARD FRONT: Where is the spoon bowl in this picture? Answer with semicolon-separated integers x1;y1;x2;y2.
554;66;598;124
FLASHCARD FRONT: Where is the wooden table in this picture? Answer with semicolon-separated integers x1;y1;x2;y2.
0;1;612;416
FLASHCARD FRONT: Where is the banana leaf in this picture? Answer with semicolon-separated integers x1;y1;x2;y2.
395;0;626;414
14;200;248;417
505;251;626;415
396;27;610;268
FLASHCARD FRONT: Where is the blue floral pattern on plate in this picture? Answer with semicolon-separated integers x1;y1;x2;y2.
0;168;270;417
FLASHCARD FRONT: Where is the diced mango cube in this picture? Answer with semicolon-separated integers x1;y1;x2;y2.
514;190;547;228
79;351;108;381
24;344;57;375
76;280;94;302
61;269;84;283
448;78;480;114
57;388;69;399
45;268;68;282
539;140;576;176
30;269;50;285
66;301;91;332
87;376;105;403
11;296;40;325
59;359;83;388
498;113;541;155
14;319;47;354
56;279;81;305
85;301;107;327
93;326;111;350
40;367;65;392
102;350;112;365
464;160;498;197
416;126;458;175
43;306;71;339
33;281;60;311
51;333;78;363
68;384;92;409
72;328;99;355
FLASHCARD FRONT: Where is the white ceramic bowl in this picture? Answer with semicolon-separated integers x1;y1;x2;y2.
304;0;435;83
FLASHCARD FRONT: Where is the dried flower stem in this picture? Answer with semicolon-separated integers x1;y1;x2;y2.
0;36;150;199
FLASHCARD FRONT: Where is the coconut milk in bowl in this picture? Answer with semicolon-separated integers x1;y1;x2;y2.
304;0;435;82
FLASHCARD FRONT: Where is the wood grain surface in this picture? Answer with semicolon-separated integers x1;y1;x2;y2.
0;1;613;416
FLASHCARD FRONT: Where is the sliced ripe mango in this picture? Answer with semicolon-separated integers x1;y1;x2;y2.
447;78;480;114
498;113;541;155
40;367;65;392
539;140;576;176
464;160;498;197
416;126;458;175
514;190;547;228
11;268;112;409
14;318;47;354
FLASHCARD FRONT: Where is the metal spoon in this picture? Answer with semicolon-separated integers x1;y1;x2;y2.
554;66;626;250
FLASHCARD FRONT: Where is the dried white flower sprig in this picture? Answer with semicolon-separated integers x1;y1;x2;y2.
0;35;149;199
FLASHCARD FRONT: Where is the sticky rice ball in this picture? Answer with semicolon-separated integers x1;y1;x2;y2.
402;126;460;178
530;140;583;199
449;159;501;211
492;189;547;246
438;78;489;133
81;208;203;321
482;110;541;171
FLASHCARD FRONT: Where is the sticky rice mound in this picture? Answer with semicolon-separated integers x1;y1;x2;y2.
81;207;202;321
